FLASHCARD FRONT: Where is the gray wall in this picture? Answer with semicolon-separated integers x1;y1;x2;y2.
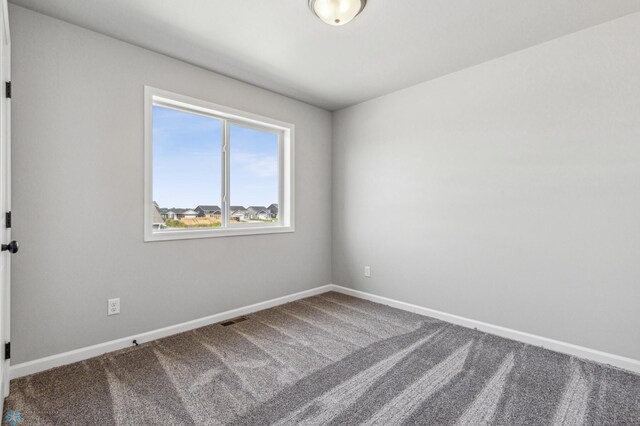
333;13;640;360
10;5;332;364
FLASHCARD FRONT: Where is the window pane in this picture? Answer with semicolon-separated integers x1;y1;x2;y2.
152;105;222;230
229;124;280;225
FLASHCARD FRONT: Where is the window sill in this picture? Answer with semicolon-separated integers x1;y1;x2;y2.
144;225;294;242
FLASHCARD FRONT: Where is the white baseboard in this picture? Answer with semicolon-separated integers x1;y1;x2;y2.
11;283;640;379
329;284;640;375
10;284;334;379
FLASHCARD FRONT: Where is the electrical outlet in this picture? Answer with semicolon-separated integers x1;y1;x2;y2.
364;266;371;278
108;298;120;316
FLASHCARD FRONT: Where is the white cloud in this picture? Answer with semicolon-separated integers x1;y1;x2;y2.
232;151;278;178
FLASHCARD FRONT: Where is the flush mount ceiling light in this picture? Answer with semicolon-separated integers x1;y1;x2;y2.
309;0;367;26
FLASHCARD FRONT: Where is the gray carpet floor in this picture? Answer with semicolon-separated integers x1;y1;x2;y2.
3;291;640;425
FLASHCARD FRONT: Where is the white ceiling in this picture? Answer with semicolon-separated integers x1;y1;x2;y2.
9;0;640;110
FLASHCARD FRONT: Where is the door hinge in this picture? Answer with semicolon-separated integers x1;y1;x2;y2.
4;342;9;360
5;81;10;99
5;211;10;228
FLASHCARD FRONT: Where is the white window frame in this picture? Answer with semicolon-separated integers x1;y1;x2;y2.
144;86;295;241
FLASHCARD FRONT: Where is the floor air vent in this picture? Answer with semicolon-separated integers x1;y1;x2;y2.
220;317;248;326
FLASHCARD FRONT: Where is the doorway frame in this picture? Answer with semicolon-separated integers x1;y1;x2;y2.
1;0;11;398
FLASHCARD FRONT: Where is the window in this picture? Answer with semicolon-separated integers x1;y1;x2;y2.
144;87;294;241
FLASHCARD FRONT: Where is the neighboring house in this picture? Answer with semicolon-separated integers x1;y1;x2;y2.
153;202;166;229
230;206;247;222
181;209;198;219
165;210;178;219
161;208;197;220
268;203;279;219
247;206;270;220
162;208;182;220
195;205;222;218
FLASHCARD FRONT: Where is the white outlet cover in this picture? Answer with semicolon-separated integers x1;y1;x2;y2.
108;298;120;315
364;266;371;277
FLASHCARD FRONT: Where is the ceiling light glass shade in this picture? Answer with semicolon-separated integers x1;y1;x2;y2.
309;0;367;26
